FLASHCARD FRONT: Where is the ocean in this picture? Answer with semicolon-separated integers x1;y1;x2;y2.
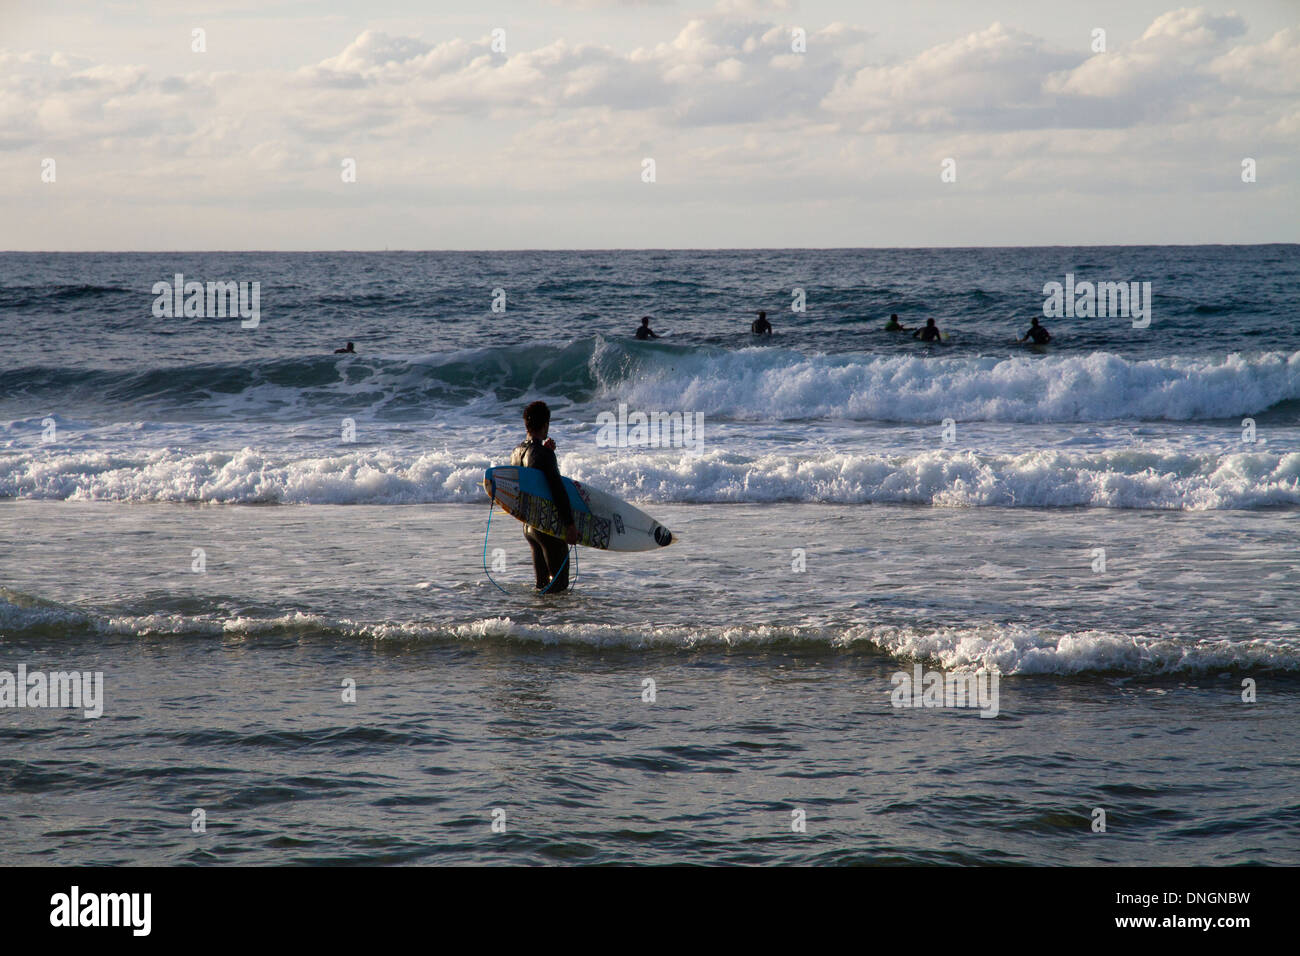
2;247;1298;865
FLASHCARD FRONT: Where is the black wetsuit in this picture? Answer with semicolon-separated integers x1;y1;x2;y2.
916;325;941;342
1025;325;1051;344
634;325;656;340
510;438;574;592
752;318;772;335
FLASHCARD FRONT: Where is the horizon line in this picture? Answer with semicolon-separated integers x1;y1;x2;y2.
3;242;1298;254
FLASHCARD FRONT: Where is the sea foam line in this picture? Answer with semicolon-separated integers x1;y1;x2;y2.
3;446;1299;509
1;593;1294;676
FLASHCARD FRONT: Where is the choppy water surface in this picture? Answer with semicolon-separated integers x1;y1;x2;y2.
2;248;1298;864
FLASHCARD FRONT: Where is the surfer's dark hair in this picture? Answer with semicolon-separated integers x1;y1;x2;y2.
523;400;551;434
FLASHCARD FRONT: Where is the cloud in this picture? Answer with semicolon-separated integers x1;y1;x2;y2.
1139;7;1247;50
1046;7;1246;103
4;8;1292;154
823;22;1078;130
1;6;1295;248
288;19;869;126
1208;25;1300;94
819;8;1292;134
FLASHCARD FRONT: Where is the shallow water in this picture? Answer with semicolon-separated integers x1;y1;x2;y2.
1;501;1296;865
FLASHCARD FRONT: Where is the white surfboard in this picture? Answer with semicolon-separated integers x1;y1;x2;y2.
484;466;675;552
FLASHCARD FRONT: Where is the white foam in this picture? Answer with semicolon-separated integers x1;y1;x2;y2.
4;595;1293;676
601;344;1300;423
5;444;1298;509
851;623;1297;675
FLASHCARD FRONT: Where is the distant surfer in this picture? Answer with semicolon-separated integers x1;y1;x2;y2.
511;401;579;593
912;318;942;342
884;314;911;332
634;317;659;340
752;311;772;336
1019;317;1051;345
334;341;355;354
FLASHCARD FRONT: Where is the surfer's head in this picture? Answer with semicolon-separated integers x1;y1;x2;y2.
926;318;936;327
523;400;551;439
640;316;651;326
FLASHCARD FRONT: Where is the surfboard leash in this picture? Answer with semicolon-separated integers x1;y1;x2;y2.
482;498;510;595
483;497;578;595
537;546;573;595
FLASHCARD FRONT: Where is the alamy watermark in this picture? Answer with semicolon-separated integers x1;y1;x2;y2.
595;403;705;455
151;273;260;328
0;664;104;718
1043;273;1151;328
49;886;150;936
891;664;999;718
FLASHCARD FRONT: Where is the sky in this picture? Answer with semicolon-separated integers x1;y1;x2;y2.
2;0;1298;249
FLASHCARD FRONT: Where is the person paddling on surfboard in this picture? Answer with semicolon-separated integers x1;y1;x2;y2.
634;316;659;340
752;311;772;335
884;313;911;331
1019;317;1051;345
913;317;942;342
511;401;579;593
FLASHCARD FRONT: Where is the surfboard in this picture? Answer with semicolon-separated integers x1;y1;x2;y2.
483;466;675;552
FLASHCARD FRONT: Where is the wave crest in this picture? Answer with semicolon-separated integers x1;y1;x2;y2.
4;445;1300;509
2;592;1294;677
6;340;1300;424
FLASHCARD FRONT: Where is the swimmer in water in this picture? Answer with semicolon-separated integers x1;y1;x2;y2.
1019;317;1051;345
912;318;942;342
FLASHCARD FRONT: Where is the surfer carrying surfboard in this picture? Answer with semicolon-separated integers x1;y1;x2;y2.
511;401;579;592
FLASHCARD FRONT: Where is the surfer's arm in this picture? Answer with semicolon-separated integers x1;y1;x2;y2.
536;447;576;528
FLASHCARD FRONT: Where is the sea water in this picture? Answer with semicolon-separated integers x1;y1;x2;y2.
1;247;1297;864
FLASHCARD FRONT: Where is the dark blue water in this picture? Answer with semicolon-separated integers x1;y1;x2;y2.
4;246;1297;367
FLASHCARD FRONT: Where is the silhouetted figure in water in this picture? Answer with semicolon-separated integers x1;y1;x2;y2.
885;313;911;331
634;317;659;340
752;311;772;335
913;318;942;342
335;341;355;354
1019;318;1051;344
